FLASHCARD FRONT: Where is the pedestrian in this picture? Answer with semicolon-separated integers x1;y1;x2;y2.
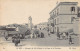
14;37;18;46
62;32;66;40
33;33;35;38
66;32;69;39
69;36;73;45
13;35;20;46
57;32;60;40
41;32;44;38
36;34;38;38
60;33;62;39
38;34;40;38
15;37;20;46
12;35;16;43
4;32;8;40
5;36;8;40
48;31;50;37
30;34;33;38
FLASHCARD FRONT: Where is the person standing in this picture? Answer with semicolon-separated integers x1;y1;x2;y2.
48;31;50;37
12;35;16;43
38;34;40;38
34;34;37;38
4;32;8;40
62;32;66;40
66;32;69;39
14;37;18;46
57;32;60;40
69;36;73;45
41;32;44;38
13;34;20;46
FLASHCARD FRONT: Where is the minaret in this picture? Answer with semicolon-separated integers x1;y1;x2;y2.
28;16;32;30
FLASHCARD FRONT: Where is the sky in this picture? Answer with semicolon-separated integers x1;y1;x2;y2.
0;0;80;25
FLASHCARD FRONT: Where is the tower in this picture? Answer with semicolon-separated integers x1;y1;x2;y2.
28;16;32;30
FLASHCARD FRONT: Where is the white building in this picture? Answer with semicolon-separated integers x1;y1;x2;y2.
73;18;80;34
37;22;48;30
48;18;54;33
49;2;79;33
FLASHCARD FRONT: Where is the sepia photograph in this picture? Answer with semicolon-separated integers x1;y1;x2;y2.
0;0;80;51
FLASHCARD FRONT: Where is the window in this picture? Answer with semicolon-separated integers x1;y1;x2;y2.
57;9;59;15
55;11;56;16
78;7;80;17
71;7;75;12
57;18;59;24
55;19;56;25
51;23;54;27
53;12;54;15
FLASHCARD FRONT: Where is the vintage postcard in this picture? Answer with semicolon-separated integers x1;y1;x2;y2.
0;0;80;51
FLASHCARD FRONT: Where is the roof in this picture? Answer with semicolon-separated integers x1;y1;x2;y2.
6;28;16;31
49;2;78;14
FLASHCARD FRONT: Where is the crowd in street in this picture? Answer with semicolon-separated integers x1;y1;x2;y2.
11;30;45;46
56;32;74;45
3;29;76;46
12;34;20;46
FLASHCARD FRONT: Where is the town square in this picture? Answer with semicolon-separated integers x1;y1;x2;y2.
0;0;80;47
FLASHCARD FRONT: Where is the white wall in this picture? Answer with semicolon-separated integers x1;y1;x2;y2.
60;5;77;14
73;18;80;34
59;15;77;23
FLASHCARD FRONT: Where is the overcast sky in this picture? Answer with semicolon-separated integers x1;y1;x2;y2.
0;0;80;25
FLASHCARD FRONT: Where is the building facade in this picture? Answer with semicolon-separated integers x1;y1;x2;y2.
73;18;80;34
36;22;48;30
48;18;54;33
49;2;79;33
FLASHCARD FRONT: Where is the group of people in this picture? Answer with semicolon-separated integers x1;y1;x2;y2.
12;34;20;46
30;32;44;38
11;31;45;46
57;32;69;40
57;32;73;45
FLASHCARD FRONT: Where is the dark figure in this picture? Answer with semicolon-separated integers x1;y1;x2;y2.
62;32;66;40
33;33;35;38
41;32;44;38
4;33;8;40
12;35;20;46
20;34;25;39
58;34;60;39
48;31;50;37
15;37;20;46
57;33;60;40
38;34;40;38
66;32;69;39
69;36;73;45
12;35;16;43
5;36;8;40
40;28;41;30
